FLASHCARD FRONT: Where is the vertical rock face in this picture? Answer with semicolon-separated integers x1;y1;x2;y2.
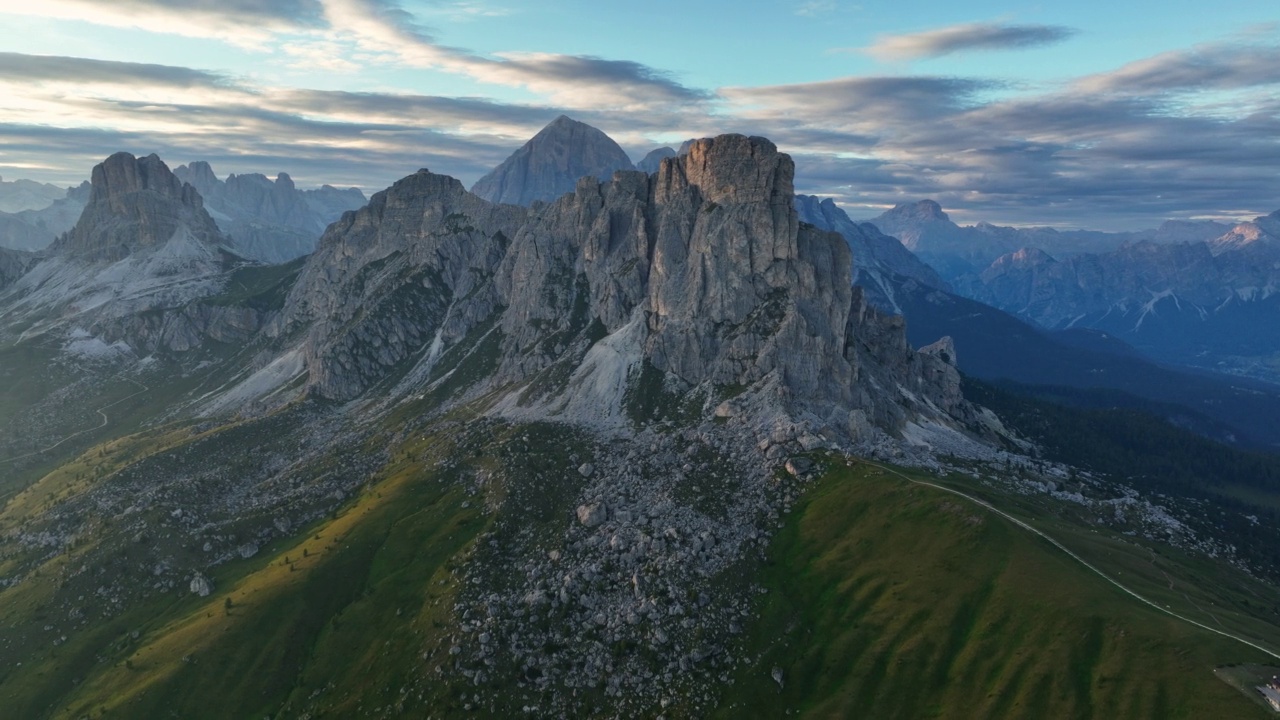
276;133;969;442
470;116;636;206
54;152;227;262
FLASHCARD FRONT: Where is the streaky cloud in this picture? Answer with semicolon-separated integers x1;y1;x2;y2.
859;23;1077;61
0;52;232;89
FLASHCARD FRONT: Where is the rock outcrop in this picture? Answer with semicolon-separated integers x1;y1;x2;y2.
53;152;228;263
174;161;366;263
1;153;254;354
470;116;636;206
270;134;970;443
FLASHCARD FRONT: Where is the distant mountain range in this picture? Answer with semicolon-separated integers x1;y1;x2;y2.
868;199;1233;278
0;162;365;261
174;161;366;263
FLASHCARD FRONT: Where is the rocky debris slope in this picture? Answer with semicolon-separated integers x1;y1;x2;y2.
265;133;972;447
795;194;948;312
174;161;366;263
470;115;636;206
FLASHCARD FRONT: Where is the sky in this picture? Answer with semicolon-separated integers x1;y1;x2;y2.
0;0;1277;229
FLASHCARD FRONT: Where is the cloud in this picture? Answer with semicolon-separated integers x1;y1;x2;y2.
794;0;836;17
3;0;705;110
0;52;231;89
1075;42;1280;94
859;23;1077;61
723;76;996;120
0;0;326;46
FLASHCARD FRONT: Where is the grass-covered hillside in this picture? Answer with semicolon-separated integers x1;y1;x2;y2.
4;425;1276;719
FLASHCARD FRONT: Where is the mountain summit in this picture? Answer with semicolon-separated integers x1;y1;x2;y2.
470;115;635;205
54;152;227;262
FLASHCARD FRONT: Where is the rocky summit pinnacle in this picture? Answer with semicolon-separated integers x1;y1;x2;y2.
54;152;227;263
470;115;635;206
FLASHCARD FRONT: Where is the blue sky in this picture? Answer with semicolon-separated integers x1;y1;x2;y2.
0;0;1277;228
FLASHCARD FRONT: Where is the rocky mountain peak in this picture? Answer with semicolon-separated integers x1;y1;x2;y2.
469;115;635;206
175;160;220;196
882;199;950;223
89;152;192;209
663;134;794;208
637;146;677;174
55;152;227;262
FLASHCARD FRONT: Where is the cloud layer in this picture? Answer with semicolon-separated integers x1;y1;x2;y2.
0;5;1278;230
861;23;1077;61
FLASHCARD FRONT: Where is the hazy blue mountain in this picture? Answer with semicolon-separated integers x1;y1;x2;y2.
869;199;1230;279
174;161;366;263
471;115;635;205
637;146;676;173
957;213;1280;383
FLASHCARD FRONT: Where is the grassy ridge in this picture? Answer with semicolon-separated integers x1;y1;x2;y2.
720;461;1272;719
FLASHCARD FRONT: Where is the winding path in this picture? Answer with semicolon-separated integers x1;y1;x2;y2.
863;460;1280;661
0;376;150;467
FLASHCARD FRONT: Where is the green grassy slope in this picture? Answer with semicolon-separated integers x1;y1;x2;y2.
720;461;1273;719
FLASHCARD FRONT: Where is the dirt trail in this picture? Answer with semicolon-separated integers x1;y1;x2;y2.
864;459;1280;661
0;377;150;467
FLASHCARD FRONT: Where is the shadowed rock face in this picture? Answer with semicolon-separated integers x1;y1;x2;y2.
54;152;227;263
277;133;966;441
470;115;636;206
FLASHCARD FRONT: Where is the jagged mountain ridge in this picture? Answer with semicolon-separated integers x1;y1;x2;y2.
957;215;1280;382
470;115;636;206
174;161;367;263
637;146;677;173
259;133;970;443
870;199;1233;279
0;174;67;213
